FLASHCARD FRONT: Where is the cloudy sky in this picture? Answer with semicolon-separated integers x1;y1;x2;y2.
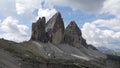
0;0;120;50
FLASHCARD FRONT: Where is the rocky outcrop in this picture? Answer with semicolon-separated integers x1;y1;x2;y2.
88;44;98;50
64;21;81;47
31;12;65;44
45;12;65;44
31;17;46;42
30;12;94;49
64;21;87;48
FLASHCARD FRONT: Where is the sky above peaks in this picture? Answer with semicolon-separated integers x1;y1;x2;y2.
0;0;120;50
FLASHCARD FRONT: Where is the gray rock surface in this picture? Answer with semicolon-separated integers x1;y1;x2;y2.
30;12;93;50
45;12;65;44
64;21;87;48
0;49;21;68
0;38;119;68
31;17;46;42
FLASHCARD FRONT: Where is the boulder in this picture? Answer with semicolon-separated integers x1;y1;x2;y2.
45;12;65;44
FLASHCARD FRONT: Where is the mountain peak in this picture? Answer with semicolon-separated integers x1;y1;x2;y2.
31;12;93;48
54;12;61;18
69;21;77;26
45;12;65;44
31;17;46;41
65;21;82;36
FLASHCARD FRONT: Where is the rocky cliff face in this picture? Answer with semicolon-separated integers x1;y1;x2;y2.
31;12;65;44
64;21;87;48
46;12;65;44
31;12;89;49
31;17;46;42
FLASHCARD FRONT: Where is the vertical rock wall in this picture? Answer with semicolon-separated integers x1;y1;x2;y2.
30;12;95;49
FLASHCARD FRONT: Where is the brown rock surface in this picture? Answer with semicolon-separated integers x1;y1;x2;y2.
31;17;46;42
45;12;65;44
30;12;95;49
64;21;87;48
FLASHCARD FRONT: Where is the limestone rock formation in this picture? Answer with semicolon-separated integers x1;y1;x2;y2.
31;17;46;42
30;12;94;49
64;21;87;48
45;12;65;44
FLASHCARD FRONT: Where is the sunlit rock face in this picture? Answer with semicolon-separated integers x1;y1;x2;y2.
45;12;65;44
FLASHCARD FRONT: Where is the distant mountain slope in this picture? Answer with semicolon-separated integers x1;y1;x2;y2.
98;46;120;56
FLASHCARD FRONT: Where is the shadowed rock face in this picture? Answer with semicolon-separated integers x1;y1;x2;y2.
64;21;87;48
31;12;65;44
45;12;65;44
30;12;93;49
31;17;46;42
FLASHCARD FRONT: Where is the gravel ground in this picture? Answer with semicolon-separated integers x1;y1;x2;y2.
0;49;21;68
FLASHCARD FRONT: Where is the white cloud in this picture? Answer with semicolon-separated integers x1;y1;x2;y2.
82;19;120;50
102;0;120;17
0;16;30;42
16;0;43;14
36;8;57;21
0;0;16;17
93;17;120;31
81;0;120;50
0;0;57;42
44;0;105;13
0;0;41;22
15;0;45;21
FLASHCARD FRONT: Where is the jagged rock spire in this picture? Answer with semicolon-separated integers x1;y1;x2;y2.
30;12;91;48
64;21;87;48
65;21;82;36
31;12;65;44
31;17;46;42
45;12;65;44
